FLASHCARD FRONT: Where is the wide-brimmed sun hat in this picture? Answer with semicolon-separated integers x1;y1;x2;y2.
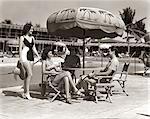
13;61;26;80
54;42;70;56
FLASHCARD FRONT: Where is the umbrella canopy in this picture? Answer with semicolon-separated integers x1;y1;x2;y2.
47;7;125;39
47;7;125;71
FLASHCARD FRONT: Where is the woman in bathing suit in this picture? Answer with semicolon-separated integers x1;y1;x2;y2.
19;23;40;100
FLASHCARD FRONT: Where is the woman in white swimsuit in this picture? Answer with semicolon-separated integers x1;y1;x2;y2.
19;23;40;100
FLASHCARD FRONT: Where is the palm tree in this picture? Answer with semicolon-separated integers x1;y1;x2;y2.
130;19;147;41
119;7;147;56
119;7;135;56
119;7;135;27
35;24;41;28
1;19;13;24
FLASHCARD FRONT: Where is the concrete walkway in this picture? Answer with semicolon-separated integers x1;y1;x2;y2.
0;75;150;119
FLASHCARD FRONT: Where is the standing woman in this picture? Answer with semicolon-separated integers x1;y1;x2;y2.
19;23;40;99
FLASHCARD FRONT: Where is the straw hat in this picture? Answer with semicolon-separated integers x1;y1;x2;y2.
13;67;21;75
13;61;26;80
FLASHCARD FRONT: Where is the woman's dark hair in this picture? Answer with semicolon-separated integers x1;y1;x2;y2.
41;46;56;60
22;23;32;35
41;47;51;60
52;45;56;55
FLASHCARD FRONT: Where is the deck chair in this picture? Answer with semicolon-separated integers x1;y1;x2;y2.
143;58;150;76
92;74;115;103
81;71;116;103
40;61;64;102
112;63;130;96
139;50;150;76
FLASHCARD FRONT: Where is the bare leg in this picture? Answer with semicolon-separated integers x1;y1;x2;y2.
63;77;72;104
22;61;33;99
63;77;70;98
65;71;84;97
53;71;78;92
65;71;78;92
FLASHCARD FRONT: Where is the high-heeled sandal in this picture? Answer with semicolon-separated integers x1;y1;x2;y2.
75;90;84;97
22;93;32;100
66;98;72;104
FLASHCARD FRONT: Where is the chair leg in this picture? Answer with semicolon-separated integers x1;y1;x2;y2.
50;91;61;102
118;81;128;96
122;81;128;96
94;86;98;103
41;82;46;96
105;87;112;103
72;73;76;83
143;67;149;76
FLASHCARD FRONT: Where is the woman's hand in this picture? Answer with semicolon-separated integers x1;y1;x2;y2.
88;72;94;77
54;66;62;72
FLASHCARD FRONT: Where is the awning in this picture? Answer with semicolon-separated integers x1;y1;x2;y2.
8;44;19;47
35;40;54;45
100;43;150;47
50;42;150;47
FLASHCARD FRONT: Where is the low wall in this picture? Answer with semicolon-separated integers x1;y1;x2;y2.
0;57;147;74
0;57;19;63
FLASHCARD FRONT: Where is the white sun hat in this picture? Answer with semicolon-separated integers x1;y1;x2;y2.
54;41;70;57
99;44;112;49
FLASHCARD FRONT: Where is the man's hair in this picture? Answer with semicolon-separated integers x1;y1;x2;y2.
111;47;119;57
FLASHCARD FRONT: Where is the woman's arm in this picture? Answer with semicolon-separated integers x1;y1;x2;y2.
46;64;56;71
43;60;61;74
42;60;50;74
32;37;40;59
42;60;55;73
19;36;24;60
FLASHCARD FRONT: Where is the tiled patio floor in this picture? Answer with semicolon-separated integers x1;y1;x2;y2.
0;75;150;119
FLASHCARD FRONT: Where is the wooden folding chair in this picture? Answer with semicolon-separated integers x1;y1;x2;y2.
40;61;64;102
92;75;115;103
113;63;130;96
78;68;116;103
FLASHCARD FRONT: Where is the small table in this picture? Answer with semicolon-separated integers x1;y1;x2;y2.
63;67;102;83
63;67;102;71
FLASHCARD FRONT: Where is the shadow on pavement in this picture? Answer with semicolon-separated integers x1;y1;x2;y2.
2;90;22;98
136;113;150;117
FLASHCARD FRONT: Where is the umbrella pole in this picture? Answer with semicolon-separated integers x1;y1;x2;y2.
82;29;86;75
83;38;85;75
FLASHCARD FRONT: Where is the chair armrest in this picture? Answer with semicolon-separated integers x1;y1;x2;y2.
95;76;113;78
92;76;113;83
96;83;115;88
93;76;113;80
42;72;50;75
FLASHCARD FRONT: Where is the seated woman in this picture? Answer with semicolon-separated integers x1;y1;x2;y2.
42;46;83;104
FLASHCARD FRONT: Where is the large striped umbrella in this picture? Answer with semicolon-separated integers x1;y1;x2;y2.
47;7;125;70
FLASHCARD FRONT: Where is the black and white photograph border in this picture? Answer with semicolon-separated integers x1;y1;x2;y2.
0;0;150;119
